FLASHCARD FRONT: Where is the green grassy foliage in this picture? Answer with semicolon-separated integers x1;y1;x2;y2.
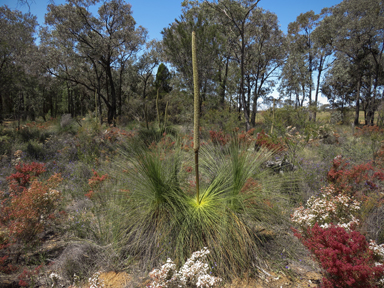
110;137;289;278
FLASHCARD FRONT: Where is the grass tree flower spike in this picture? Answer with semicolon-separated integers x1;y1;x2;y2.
192;30;200;204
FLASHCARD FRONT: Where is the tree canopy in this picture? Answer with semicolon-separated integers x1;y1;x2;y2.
1;0;384;127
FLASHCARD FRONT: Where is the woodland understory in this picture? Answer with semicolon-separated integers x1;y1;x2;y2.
1;109;384;287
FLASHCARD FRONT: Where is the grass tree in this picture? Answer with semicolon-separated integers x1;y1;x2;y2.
108;30;289;281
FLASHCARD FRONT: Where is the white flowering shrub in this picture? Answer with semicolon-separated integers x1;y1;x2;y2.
148;248;222;288
369;240;384;261
369;240;384;285
49;272;62;287
11;150;23;166
88;271;105;288
291;185;360;231
68;271;104;288
148;258;177;288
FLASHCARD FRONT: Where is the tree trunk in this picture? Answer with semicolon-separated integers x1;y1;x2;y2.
142;79;149;129
251;84;259;127
238;85;242;121
364;108;367;125
98;90;102;125
366;78;373;125
368;75;377;126
0;92;3;123
25;93;30;121
354;77;361;126
96;79;103;125
54;91;58;118
18;92;22;129
21;93;27;121
308;49;313;106
246;77;252;119
48;90;53;118
156;88;161;128
80;91;84;117
314;55;324;122
118;64;124;117
219;56;229;107
300;83;306;107
66;82;71;115
106;64;117;126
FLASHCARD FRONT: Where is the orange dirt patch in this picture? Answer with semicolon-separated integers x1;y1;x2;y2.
95;270;323;288
82;271;131;288
99;271;131;288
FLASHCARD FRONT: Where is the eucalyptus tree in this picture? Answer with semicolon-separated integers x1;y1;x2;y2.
162;1;226;110
155;64;173;94
321;54;357;113
40;26;104;120
287;11;320;106
245;8;286;127
0;5;37;122
280;10;333;119
204;0;261;131
361;0;384;124
16;0;34;10
319;0;380;125
310;9;334;120
278;47;310;108
155;63;173;126
43;0;146;124
133;41;160;129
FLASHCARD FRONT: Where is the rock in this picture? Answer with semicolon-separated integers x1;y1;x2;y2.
60;114;72;129
265;158;296;174
317;127;337;144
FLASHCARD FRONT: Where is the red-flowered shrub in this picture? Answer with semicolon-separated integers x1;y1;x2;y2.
0;165;62;274
240;178;261;194
294;224;384;288
85;170;109;199
0;173;62;242
354;125;384;138
255;130;285;152
327;156;384;197
236;128;256;148
148;133;176;152
7;162;46;192
18;264;43;287
184;166;193;173
181;132;194;152
25;118;55;130
209;130;230;146
0;252;18;274
102;127;135;143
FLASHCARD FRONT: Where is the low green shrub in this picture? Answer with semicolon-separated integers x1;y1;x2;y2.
26;140;46;161
202;107;242;135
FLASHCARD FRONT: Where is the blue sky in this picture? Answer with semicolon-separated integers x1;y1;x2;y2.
1;0;342;104
1;0;342;40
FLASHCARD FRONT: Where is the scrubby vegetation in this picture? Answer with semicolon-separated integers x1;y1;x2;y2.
0;109;384;288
